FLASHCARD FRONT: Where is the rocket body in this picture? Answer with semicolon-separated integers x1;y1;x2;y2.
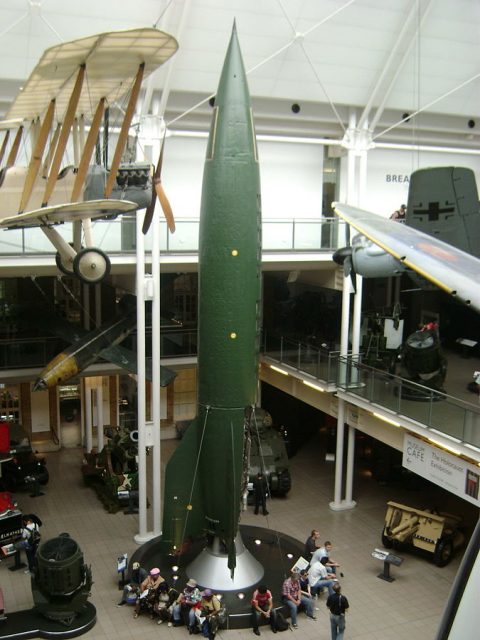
162;26;261;573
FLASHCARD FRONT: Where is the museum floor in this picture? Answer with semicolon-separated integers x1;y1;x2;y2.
2;423;477;640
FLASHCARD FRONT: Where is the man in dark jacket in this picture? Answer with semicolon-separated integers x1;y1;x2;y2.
326;582;349;640
253;472;268;515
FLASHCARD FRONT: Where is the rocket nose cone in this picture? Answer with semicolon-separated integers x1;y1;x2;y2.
33;378;47;392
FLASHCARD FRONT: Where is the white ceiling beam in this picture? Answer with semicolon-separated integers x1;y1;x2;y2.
358;0;434;133
141;0;192;118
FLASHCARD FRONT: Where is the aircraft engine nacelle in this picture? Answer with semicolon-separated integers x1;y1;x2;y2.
351;234;407;278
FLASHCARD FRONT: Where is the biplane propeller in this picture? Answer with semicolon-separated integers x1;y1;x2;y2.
0;27;178;284
142;132;175;235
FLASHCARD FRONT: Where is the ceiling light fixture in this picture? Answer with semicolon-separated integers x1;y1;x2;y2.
464;443;480;453
303;380;325;392
428;438;461;456
373;412;400;427
270;365;289;376
429;429;462;444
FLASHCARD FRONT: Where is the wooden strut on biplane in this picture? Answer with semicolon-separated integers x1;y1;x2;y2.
0;28;178;284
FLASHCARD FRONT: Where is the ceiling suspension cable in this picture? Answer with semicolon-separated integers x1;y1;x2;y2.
167;0;356;130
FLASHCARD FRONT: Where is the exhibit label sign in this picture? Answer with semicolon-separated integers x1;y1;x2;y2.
403;433;480;507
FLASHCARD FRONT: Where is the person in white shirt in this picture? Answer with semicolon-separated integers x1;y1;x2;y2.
21;515;41;574
307;557;337;597
311;541;340;574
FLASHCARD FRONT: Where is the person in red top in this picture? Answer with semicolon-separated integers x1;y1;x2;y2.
251;585;277;635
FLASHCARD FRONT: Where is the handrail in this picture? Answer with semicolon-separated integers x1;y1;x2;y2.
336;354;480;447
262;333;480;449
0;216;344;256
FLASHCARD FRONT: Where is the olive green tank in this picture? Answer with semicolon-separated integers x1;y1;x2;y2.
247;408;291;497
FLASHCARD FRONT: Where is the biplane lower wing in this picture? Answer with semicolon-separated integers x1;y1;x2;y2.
0;199;137;229
333;202;480;313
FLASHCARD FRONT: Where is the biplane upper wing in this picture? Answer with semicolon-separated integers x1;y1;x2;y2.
333;202;480;312
6;28;178;121
0;199;137;229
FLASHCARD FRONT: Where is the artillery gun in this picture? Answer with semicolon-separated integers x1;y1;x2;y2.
381;501;464;566
81;424;138;512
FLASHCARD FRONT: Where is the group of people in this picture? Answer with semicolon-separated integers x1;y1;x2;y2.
302;529;349;639
119;567;221;640
250;563;348;639
118;529;349;640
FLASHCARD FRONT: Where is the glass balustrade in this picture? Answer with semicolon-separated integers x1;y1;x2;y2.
0;217;342;255
336;355;480;450
262;336;480;450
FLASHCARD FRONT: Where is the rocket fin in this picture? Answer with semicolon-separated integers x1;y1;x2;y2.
161;417;204;555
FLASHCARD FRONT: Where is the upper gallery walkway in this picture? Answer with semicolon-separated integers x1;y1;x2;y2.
0;216;343;276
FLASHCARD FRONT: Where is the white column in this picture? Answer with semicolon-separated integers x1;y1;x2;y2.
134;210;151;544
96;381;104;452
330;271;351;510
84;384;93;453
344;424;357;507
152;202;162;536
330;398;345;509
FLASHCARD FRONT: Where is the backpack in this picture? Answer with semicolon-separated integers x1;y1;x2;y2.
28;525;41;547
275;611;290;632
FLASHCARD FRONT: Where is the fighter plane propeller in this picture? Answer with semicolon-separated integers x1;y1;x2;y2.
332;223;357;292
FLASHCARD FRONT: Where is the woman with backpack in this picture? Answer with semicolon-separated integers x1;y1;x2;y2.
21;514;41;575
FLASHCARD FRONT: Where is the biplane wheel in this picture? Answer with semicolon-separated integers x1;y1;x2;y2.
73;247;111;284
55;251;75;276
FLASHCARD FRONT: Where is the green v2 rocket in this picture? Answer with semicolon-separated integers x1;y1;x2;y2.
161;24;261;575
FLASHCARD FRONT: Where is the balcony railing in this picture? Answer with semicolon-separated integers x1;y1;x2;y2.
0;216;343;255
336;355;480;450
2;326;479;451
262;333;340;385
0;328;198;372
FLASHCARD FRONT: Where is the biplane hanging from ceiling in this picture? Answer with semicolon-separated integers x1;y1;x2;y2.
0;27;177;284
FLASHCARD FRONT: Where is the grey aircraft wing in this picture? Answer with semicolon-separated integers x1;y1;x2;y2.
332;202;480;313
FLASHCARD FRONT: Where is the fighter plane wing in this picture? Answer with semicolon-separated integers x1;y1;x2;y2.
31;303;177;389
101;345;177;387
333;202;480;312
0;199;137;229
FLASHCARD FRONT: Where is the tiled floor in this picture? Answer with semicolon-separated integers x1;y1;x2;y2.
1;426;473;640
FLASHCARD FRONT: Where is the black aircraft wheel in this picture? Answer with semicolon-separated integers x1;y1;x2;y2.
55;250;75;276
73;247;111;284
381;527;394;549
434;537;454;567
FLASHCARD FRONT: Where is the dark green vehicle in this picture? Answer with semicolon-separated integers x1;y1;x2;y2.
246;408;291;498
